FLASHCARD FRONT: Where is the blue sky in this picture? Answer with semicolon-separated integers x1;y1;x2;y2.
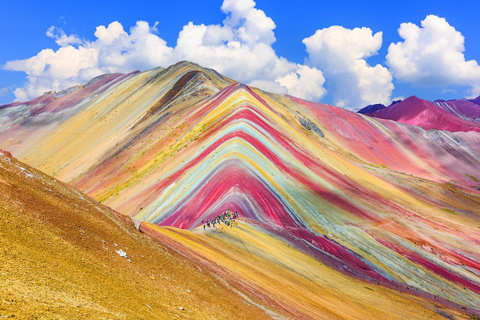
1;0;480;110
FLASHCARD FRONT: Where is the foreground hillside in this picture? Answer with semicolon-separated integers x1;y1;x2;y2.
1;61;480;318
144;222;479;319
1;150;475;319
0;150;272;319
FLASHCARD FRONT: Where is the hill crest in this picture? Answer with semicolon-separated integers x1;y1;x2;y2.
364;95;480;132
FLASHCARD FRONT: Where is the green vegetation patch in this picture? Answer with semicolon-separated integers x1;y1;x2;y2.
441;208;457;215
466;174;479;182
366;163;388;169
443;182;455;189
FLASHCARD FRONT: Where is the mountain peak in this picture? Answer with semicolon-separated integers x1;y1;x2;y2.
357;103;386;114
363;94;480;132
1;61;480;318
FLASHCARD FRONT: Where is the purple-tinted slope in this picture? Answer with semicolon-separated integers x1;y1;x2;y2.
470;96;480;106
357;103;386;114
366;96;480;132
434;99;480;122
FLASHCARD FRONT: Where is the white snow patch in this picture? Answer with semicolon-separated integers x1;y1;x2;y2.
19;166;33;178
116;249;128;259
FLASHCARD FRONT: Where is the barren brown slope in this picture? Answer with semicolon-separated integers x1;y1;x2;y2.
0;150;277;319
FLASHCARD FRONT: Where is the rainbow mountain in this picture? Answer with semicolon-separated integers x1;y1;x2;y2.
1;61;480;319
359;95;480;133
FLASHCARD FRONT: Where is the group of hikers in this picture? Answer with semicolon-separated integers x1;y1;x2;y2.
202;209;239;231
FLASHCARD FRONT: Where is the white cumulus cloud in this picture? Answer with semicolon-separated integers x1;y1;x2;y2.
249;64;326;101
5;46;98;99
275;65;326;101
303;26;393;110
46;26;83;47
3;0;326;103
4;20;175;100
221;0;276;46
386;15;480;97
94;21;174;73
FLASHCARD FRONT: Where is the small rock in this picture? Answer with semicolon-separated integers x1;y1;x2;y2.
1;150;13;158
299;117;311;130
116;249;128;259
179;307;185;311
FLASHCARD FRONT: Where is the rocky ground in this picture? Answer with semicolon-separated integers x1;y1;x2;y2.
0;150;273;319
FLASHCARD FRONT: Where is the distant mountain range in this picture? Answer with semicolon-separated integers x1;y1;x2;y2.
1;61;480;319
359;96;480;132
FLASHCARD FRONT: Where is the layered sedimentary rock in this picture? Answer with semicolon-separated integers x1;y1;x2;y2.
364;95;480;132
1;61;480;318
0;149;274;319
